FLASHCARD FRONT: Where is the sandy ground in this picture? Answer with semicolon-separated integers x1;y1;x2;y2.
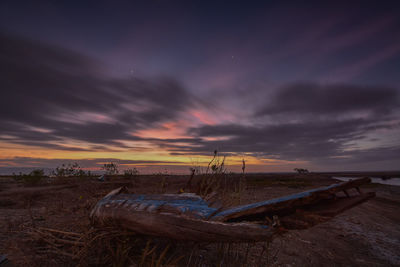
267;184;400;266
0;174;399;266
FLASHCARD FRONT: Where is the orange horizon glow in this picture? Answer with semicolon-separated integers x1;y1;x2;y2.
0;139;306;173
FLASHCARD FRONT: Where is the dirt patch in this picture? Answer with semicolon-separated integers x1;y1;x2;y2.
0;174;399;266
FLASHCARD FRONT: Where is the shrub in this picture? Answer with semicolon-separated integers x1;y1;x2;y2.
20;169;45;185
294;168;309;174
102;162;119;175
124;168;139;178
53;162;87;177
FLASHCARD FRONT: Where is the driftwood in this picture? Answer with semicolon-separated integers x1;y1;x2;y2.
90;177;375;242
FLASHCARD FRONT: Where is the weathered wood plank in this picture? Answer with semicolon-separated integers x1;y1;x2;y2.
91;196;274;242
211;177;371;222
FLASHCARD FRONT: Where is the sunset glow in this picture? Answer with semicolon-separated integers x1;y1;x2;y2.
0;1;399;174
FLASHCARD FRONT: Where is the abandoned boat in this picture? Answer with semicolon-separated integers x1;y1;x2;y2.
90;177;375;242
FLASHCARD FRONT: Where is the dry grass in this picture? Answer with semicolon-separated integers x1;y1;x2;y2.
182;151;248;208
25;225;278;266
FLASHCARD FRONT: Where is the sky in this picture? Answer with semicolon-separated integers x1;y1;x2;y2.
0;0;400;173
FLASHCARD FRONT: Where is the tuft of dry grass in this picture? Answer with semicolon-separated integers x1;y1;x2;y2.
183;151;248;207
27;226;189;266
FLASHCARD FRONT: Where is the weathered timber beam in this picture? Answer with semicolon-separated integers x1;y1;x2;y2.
91;203;274;242
211;177;372;222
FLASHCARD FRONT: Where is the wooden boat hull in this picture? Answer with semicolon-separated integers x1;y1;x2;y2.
90;189;274;242
90;178;374;242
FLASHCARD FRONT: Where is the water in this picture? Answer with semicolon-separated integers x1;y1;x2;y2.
333;176;400;186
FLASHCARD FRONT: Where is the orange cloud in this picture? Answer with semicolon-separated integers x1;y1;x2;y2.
135;121;192;139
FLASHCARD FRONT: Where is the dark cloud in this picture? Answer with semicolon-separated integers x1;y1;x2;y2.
1;31;399;171
0;31;192;148
311;146;400;171
257;83;399;116
184;83;400;167
189;119;367;158
185;119;400;169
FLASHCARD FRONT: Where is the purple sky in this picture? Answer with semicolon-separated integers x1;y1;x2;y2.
0;0;399;173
